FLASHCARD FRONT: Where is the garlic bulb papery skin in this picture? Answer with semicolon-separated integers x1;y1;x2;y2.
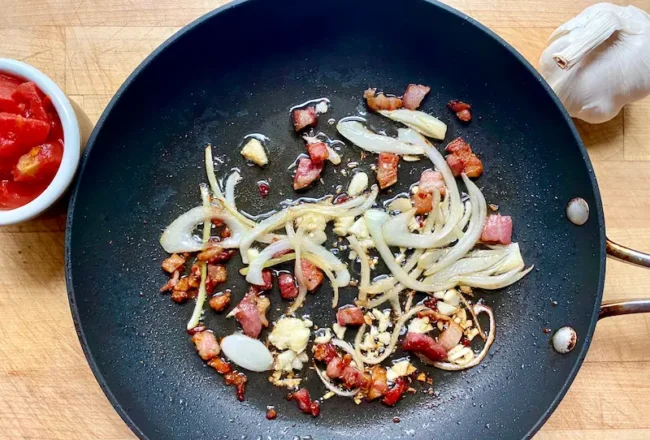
539;3;650;124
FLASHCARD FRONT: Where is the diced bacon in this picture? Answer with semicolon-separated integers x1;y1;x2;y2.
444;137;483;178
288;388;320;417
402;332;448;362
224;371;248;401
313;343;338;364
162;253;185;273
197;247;237;264
412;192;433;214
252;269;273;291
209;291;231;312
382;377;409;406
188;264;201;288
336;306;365;327
206;264;227;294
171;287;198;303
445;137;471;154
192;331;220;361
207;357;232;374
447;99;471;113
418;170;446;197
364;88;403;111
367;366;389;401
447;99;472;122
376;152;399;189
341;365;371;389
306;141;329;164
326;354;370;390
293;157;324;190
292;107;317;131
480;214;513;245
186;325;206;335
220;227;232;239
160;270;180;292
278;273;299;299
301;259;323;291
234;289;270;338
438;321;464;351
402;84;430;110
326;355;350;378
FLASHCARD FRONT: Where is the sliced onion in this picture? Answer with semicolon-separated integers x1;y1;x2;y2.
332;338;364;370
301;239;350;287
423;175;487;275
224;170;242;207
239;188;377;263
423;251;510;286
221;333;274;372
287;222;309;313
379;110;447;140
456;265;534;289
347;236;370;303
366;209;448;292
336;120;425;155
314;364;359;397
246;238;292;285
187;186;212;330
205;146;224;199
160;206;250;253
354;305;425;365
430;304;495;371
239;253;296;275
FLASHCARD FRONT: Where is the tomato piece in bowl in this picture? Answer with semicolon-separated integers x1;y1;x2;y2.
12;142;63;182
0;113;51;158
0;179;48;210
12;81;49;121
0;74;22;114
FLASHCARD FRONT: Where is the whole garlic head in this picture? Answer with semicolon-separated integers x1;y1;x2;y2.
539;3;650;124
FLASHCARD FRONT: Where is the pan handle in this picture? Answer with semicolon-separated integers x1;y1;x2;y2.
599;238;650;319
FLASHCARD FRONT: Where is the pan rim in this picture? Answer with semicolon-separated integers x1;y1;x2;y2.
64;1;606;439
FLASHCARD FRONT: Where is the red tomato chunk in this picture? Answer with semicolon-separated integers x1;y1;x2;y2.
0;73;65;211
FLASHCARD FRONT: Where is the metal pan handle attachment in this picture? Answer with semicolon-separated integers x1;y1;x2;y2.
599;238;650;319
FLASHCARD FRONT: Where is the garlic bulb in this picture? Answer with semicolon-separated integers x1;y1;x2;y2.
539;3;650;124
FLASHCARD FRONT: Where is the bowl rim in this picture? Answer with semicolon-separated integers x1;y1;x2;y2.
0;58;80;225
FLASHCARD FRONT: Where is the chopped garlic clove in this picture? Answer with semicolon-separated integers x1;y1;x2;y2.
240;138;268;167
348;172;369;196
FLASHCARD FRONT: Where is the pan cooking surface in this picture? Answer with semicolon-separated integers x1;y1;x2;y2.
66;0;605;438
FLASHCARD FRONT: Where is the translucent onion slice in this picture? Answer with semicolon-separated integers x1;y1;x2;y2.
287;223;309;313
187;185;212;330
160;206;250;253
354;305;425;365
366;209;452;292
456;265;534;289
423;251;510;286
423;175;487;275
429;304;495;371
331;338;365;370
347;236;370;303
224;170;242;207
379;110;447;140
314;364;359;397
239;253;296;275
246;238;292;285
239;188;377;263
336;120;425;155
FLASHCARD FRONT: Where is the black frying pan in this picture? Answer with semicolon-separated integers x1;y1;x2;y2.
64;0;650;439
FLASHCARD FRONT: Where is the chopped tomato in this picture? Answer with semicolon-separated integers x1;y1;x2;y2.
12;82;49;122
0;179;48;209
12;142;63;182
0;113;51;158
0;74;23;114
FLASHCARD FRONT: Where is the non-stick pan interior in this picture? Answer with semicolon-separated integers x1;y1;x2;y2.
66;0;605;439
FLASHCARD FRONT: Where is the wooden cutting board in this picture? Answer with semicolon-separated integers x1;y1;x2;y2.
1;1;649;439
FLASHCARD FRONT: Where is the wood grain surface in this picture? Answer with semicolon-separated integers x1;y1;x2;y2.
1;1;649;439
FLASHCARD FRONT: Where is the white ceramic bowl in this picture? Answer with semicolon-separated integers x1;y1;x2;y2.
0;58;80;225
